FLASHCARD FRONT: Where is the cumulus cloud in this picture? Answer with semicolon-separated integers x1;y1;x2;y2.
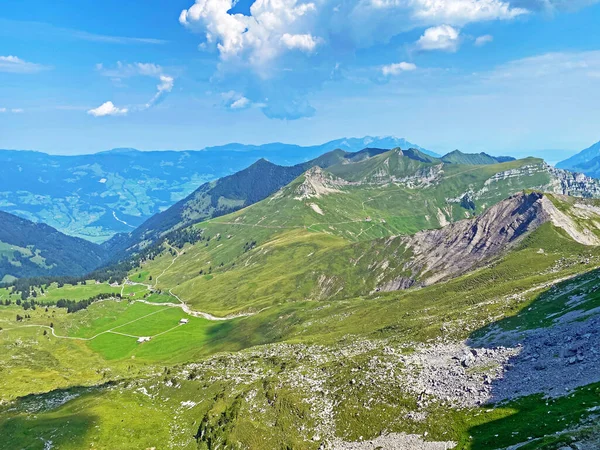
181;0;525;67
382;62;417;76
280;33;320;52
417;25;461;52
180;0;319;71
475;34;494;46
179;0;527;119
87;101;128;117
0;55;49;74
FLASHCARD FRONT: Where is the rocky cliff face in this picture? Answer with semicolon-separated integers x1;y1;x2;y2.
293;167;349;200
545;164;600;197
378;192;600;291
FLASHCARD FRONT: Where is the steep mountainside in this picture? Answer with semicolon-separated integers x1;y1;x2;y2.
0;211;108;282
107;147;425;254
0;137;432;242
122;158;308;249
120;150;600;318
380;192;600;290
107;148;600;259
556;140;600;172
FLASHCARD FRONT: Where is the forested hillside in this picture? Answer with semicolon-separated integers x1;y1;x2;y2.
0;211;108;282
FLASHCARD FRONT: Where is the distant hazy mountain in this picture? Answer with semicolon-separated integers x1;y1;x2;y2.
0;137;433;242
441;150;515;165
316;136;440;158
0;210;107;282
556;141;600;177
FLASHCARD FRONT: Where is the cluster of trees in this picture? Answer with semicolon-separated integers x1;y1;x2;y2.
56;292;122;313
3;296;43;310
86;232;173;284
243;240;257;253
1;275;81;301
168;228;204;249
1;219;209;306
0;254;47;280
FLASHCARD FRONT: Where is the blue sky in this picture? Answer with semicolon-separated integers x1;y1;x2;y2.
1;0;600;157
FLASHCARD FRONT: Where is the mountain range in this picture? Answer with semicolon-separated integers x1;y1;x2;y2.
3;144;599;283
4;135;599;246
0;136;432;243
3;143;600;448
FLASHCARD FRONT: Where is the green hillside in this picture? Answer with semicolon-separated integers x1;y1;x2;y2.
2;149;600;449
0;211;108;282
441;150;515;165
111;147;533;256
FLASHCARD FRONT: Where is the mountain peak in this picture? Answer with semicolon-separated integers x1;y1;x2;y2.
556;140;600;171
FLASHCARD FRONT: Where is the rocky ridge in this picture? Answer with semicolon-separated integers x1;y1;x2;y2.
377;192;600;292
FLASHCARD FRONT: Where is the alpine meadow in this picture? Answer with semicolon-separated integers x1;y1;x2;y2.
3;1;600;449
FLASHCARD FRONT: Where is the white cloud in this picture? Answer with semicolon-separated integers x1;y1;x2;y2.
87;101;128;117
221;91;253;109
96;62;165;78
410;0;528;23
0;107;24;113
230;96;251;109
95;62;175;112
475;34;494;46
417;25;461;52
382;61;417;76
179;0;526;119
281;33;320;52
0;55;49;74
180;0;525;71
145;75;175;108
180;0;319;72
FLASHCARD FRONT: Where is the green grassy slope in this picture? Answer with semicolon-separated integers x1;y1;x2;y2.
2;221;600;449
3;152;600;449
130;155;564;316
